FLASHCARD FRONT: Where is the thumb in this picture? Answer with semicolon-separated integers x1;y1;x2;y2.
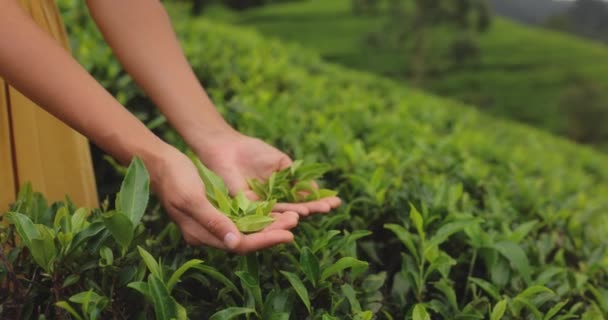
194;202;242;250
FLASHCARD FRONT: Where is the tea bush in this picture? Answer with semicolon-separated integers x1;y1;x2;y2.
2;2;608;319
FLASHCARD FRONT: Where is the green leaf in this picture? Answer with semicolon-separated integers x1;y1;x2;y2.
280;271;311;314
56;301;83;320
428;219;479;247
191;264;241;297
7;212;40;247
118;157;149;226
409;204;425;240
166;259;204;292
191;156;229;199
137;246;162;280
62;274;80;288
300;247;320;286
412;304;430;320
469;277;501;301
30;225;57;272
491;299;508;320
99;246;114;267
69;290;104;305
514;285;554;302
148;274;177;320
209;307;256;320
494;241;532;284
341;283;361;313
71;208;88;233
544;300;568;320
127;281;150;299
103;211;134;250
320;257;369;281
235;215;274;233
385;223;419;263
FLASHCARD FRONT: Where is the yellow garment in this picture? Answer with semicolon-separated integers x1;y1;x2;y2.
0;0;98;212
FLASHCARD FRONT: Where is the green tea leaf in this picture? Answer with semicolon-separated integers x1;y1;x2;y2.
320;257;369;281
127;281;150;300
30;225;57;272
209;307;256;320
543;300;568;320
7;212;40;247
494;241;532;284
192;264;241;297
341;283;361;313
118;157;149;227
409;204;425;240
412;304;430;320
490;299;508;320
166;259;204;292
103;211;134;250
56;301;83;320
235;215;274;233
280;271;311;314
71;208;88;233
384;224;419;263
148;274;177;320
137;246;162;280
69;290;104;305
300;247;320;286
469;277;501;301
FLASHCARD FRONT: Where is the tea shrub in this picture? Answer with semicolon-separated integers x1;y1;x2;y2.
2;2;608;319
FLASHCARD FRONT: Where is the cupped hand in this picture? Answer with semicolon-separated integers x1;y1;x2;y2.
194;132;341;216
147;145;299;254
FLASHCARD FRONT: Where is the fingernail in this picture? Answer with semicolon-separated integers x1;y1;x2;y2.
224;232;239;250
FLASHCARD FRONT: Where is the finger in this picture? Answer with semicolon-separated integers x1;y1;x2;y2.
273;202;310;216
325;196;342;208
222;171;250;197
189;201;242;250
277;154;293;171
236;230;294;254
168;207;226;248
302;200;331;213
244;189;261;201
264;212;299;231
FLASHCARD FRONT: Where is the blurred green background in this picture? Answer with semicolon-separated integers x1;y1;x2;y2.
179;0;608;151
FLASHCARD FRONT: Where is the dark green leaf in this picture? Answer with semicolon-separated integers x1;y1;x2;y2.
118;157;149;226
280;271;311;314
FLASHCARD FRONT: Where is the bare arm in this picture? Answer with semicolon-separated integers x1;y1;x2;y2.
85;0;341;214
0;0;166;166
0;0;297;252
86;0;238;150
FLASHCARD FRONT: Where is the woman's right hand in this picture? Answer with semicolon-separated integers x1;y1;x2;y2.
147;145;299;254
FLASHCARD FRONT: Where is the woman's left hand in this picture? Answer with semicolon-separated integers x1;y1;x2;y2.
194;132;341;216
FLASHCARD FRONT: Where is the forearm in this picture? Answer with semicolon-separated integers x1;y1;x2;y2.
0;1;168;166
86;0;236;150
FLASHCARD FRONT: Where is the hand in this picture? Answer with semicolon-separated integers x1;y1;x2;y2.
147;145;300;254
194;132;341;216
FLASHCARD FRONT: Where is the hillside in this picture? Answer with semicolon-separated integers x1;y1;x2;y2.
3;2;607;319
206;0;608;148
489;0;572;24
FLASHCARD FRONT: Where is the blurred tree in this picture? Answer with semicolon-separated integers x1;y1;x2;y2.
352;0;381;15
361;0;491;84
543;0;608;44
560;75;608;145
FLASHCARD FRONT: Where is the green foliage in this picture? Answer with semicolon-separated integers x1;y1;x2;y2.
3;1;608;319
248;160;337;202
214;0;608;149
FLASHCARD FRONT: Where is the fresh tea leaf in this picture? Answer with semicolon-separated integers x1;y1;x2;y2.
280;271;312;314
118;157;149;227
209;307;256;320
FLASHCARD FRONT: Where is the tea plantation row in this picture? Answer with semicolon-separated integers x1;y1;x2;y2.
1;3;608;319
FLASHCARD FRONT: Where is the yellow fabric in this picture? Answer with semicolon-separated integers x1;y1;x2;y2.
0;0;99;212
